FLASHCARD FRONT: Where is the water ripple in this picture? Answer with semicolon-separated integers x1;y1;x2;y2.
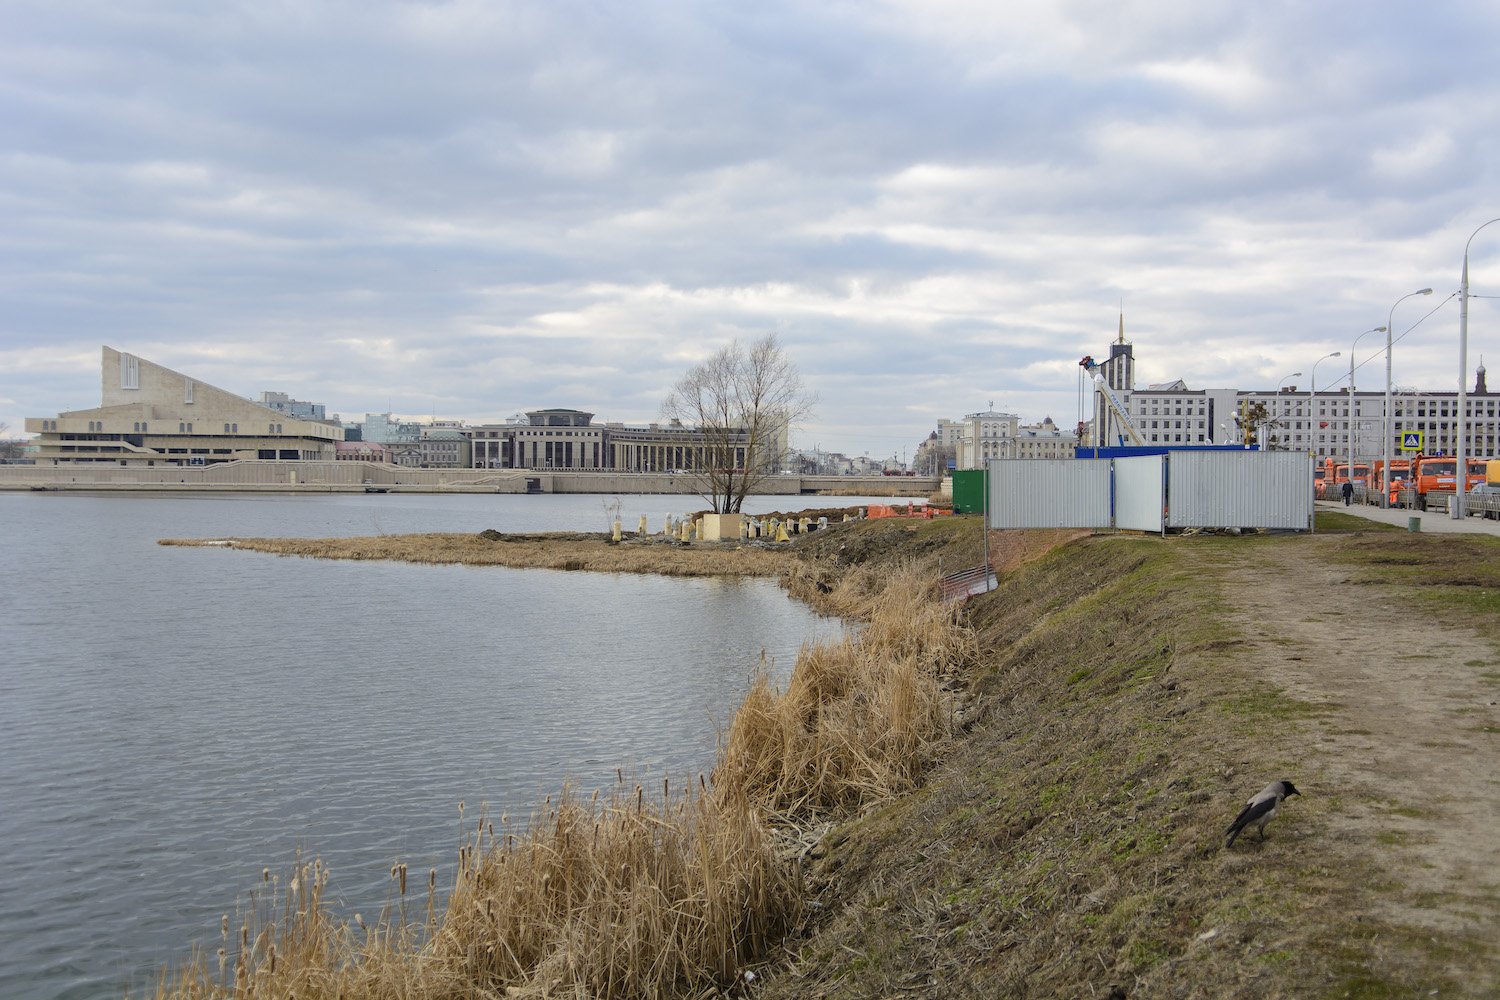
0;492;853;1000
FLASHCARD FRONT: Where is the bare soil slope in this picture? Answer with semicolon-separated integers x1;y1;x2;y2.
1222;531;1500;935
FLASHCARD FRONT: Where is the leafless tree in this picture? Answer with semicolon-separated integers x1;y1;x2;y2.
661;334;815;513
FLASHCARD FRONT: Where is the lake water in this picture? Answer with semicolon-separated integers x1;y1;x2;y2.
0;492;868;1000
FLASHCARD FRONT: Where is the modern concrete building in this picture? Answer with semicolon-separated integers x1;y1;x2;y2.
1101;315;1136;394
360;413;422;446
25;347;343;467
468;409;607;470
466;408;789;473
260;391;329;422
1095;334;1499;459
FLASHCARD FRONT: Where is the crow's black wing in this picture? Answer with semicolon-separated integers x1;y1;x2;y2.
1225;795;1277;844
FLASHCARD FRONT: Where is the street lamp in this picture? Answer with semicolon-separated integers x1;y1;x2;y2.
1455;218;1500;519
1348;326;1386;492
1271;371;1302;450
1383;287;1435;508
1310;351;1341;459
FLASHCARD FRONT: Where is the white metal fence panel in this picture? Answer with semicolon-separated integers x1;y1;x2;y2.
1167;451;1313;529
1114;455;1165;532
987;459;1113;528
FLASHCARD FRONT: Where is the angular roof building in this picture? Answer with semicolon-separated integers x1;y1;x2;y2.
25;347;343;467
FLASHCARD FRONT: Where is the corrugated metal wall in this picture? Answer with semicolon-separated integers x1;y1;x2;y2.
1115;455;1165;532
986;459;1112;528
1167;451;1313;529
981;452;1313;531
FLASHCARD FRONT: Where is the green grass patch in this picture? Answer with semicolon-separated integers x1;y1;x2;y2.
1218;681;1335;720
1315;511;1401;532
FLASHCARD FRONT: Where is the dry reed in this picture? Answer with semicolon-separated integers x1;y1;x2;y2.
147;780;795;1000
714;564;973;814
433;779;795;998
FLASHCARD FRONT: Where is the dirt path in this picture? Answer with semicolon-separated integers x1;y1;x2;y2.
1205;536;1500;935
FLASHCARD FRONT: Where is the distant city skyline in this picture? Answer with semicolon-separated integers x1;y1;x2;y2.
3;2;1499;458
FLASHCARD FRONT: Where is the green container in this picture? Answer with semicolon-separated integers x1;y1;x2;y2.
1408;516;1421;533
952;469;987;514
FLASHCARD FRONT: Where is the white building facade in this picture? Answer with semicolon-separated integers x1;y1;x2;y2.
957;408;1020;469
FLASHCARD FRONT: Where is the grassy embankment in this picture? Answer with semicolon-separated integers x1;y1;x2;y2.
148;516;984;999
752;512;1500;1000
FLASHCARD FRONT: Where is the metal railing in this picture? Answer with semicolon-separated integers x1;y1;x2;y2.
940;565;997;602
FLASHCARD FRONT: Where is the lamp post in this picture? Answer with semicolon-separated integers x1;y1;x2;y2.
1454;218;1500;519
1384;288;1434;508
1310;352;1341;459
1344;325;1386;494
1272;371;1302;450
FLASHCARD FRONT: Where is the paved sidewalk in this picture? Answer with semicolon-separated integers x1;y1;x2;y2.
1317;499;1500;535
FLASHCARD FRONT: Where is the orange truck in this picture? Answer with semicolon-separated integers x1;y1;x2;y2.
1371;458;1412;506
1321;460;1371;501
1334;463;1371;486
1396;455;1487;510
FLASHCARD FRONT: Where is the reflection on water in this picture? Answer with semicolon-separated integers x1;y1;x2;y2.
0;493;853;1000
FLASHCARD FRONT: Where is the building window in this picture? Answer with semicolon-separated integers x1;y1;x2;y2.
179;423;186;432
185;380;194;404
121;354;140;390
225;423;231;433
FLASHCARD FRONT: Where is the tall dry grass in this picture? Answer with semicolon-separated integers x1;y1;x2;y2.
145;553;966;999
715;564;973;814
147;782;795;1000
434;780;795;998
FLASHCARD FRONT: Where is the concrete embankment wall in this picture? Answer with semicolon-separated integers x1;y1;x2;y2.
0;462;939;497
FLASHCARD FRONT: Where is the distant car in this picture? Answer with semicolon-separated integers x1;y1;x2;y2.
1467;482;1500;519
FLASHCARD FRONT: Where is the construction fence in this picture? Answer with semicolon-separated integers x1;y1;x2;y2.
985;451;1314;532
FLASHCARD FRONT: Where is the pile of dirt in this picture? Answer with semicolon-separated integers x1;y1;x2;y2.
750;530;1499;999
789;514;987;570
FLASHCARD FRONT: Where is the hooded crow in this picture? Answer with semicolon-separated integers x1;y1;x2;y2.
1225;780;1300;847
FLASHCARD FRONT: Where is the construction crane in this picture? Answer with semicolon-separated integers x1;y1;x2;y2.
1079;356;1146;447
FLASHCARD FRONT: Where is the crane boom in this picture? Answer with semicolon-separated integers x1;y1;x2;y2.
1079;356;1145;447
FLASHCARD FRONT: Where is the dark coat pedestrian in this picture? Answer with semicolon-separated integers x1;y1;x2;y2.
1341;481;1353;505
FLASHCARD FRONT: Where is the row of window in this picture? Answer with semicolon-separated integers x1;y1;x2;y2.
61;421;276;435
1139;406;1207;416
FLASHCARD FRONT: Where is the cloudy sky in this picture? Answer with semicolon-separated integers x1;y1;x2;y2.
4;0;1500;459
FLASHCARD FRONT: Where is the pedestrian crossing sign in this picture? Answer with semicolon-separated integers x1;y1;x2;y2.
1401;431;1423;451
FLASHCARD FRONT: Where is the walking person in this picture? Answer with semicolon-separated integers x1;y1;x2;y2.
1341;480;1354;506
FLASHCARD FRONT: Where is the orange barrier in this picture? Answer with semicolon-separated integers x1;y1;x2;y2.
868;503;939;519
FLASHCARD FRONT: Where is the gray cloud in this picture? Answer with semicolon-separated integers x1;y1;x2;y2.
4;0;1500;457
